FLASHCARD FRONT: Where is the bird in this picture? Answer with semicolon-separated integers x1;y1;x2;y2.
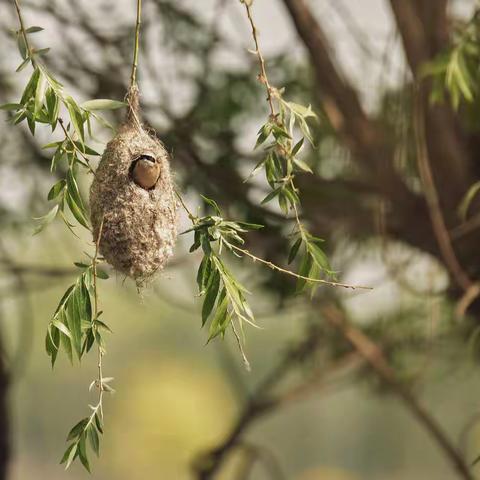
130;154;160;190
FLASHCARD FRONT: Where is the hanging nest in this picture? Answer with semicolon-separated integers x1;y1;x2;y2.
89;85;177;284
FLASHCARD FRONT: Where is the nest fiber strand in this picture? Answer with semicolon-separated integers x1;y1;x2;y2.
90;87;177;282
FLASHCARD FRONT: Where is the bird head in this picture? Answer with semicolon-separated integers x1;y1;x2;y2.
130;154;161;190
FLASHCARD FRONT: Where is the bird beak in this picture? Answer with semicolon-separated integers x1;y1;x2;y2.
135;154;156;164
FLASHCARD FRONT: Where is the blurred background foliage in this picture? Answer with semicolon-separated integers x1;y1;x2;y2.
2;0;480;479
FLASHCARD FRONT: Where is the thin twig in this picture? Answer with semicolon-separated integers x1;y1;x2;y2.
130;0;142;88
290;179;305;233
93;216;104;418
230;244;372;290
231;320;251;372
242;2;276;118
58;118;96;175
12;0;35;67
175;190;371;290
413;86;472;292
174;189;196;221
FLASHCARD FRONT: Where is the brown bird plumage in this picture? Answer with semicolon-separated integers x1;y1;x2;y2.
131;155;161;190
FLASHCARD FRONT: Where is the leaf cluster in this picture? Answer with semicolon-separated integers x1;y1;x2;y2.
45;263;110;367
422;11;480;109
1;25;125;235
60;410;104;472
288;229;335;294
251;99;317;214
249;89;334;290
185;197;262;341
4;13;120;475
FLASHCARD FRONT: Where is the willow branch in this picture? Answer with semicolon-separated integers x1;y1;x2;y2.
12;0;35;67
175;189;371;291
242;2;276;118
93;216;105;418
130;0;142;88
58;118;96;175
230;244;372;290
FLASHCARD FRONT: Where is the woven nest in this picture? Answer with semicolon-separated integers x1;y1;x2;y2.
89;86;177;283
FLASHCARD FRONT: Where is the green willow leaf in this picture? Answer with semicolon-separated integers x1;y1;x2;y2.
65;97;85;144
25;26;44;33
293;156;313;173
66;418;88;441
33;204;58;235
34;70;47;115
81;99;126;110
52;319;72;339
15;57;30;72
0;103;22;111
261;187;281;205
208;289;228;341
288;237;302;264
47;179;66;200
295;251;313;293
94;414;103;434
78;434;91;472
65;190;89;229
17;34;27;59
202;268;220;326
20;67;40;105
60;443;77;470
87;425;100;457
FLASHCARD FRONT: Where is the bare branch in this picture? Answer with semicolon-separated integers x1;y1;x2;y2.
192;327;358;479
413;87;473;292
322;304;475;480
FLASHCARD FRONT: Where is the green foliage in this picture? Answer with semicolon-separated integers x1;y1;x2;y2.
45;260;112;472
288;229;335;294
60;410;104;472
458;180;480;221
5;3;351;473
422;11;480;109
1;24;125;237
246;68;334;291
0;20;122;472
250;98;317;214
184;197;263;341
45;263;110;367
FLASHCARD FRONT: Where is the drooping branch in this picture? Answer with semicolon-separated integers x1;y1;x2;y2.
389;0;473;211
130;0;142;88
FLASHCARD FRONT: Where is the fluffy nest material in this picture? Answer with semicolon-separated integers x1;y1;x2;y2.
89;86;177;283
